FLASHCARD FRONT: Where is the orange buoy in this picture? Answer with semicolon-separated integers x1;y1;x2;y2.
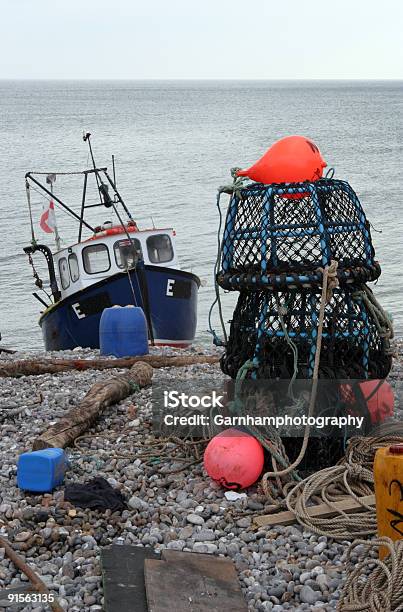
374;444;403;559
341;380;394;425
359;380;394;423
204;428;264;489
237;135;327;185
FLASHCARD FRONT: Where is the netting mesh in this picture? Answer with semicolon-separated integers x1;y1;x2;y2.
219;179;379;290
220;286;392;380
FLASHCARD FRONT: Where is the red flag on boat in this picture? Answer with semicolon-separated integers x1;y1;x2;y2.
40;200;57;233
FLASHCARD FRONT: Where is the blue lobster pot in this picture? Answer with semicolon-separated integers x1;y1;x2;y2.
219;178;380;290
100;305;149;358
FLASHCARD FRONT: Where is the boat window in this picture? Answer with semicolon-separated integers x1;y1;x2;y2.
68;253;80;282
82;244;111;274
58;257;70;290
114;239;143;270
146;234;174;264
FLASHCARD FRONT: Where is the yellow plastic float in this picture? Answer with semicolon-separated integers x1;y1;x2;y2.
374;443;403;559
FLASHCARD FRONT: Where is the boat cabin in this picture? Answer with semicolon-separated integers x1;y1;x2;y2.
53;224;178;299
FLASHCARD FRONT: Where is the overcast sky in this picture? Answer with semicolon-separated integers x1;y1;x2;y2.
1;0;402;79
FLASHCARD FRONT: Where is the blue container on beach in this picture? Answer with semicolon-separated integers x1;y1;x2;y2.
17;448;67;492
99;305;149;358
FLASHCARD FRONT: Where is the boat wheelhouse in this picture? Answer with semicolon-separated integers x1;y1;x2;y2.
54;225;178;300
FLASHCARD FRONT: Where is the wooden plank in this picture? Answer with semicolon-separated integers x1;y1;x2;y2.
145;552;247;612
254;494;376;527
161;549;238;568
101;545;160;612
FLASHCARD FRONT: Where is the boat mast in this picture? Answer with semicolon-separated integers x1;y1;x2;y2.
82;132;135;223
82;134;155;346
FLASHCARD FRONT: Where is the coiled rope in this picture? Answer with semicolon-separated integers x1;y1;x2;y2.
284;427;403;540
338;538;403;612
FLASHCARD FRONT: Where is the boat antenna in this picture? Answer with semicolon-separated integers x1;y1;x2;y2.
83;131;113;208
112;154;117;186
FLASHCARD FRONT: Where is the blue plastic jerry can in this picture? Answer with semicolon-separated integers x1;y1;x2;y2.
99;305;149;358
17;448;67;493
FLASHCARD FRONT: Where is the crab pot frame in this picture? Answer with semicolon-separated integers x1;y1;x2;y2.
219;179;380;289
220;287;392;381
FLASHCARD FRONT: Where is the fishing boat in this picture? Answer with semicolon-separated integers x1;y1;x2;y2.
23;135;200;351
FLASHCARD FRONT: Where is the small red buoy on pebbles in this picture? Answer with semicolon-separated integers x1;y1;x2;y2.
204;428;264;489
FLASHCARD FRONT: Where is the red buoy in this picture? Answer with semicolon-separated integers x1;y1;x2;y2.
237;135;327;185
341;380;394;424
204;428;264;489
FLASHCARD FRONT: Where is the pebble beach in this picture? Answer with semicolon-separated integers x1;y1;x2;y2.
0;341;401;612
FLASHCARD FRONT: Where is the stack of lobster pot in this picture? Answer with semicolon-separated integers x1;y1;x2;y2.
217;178;393;382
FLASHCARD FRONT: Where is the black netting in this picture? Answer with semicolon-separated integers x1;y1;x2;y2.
220;286;392;380
219;179;378;289
283;437;348;473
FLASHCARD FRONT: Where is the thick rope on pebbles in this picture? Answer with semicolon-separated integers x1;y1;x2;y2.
338;538;403;612
284;429;403;540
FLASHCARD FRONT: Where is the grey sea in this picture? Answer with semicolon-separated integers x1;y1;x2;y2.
0;80;402;350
